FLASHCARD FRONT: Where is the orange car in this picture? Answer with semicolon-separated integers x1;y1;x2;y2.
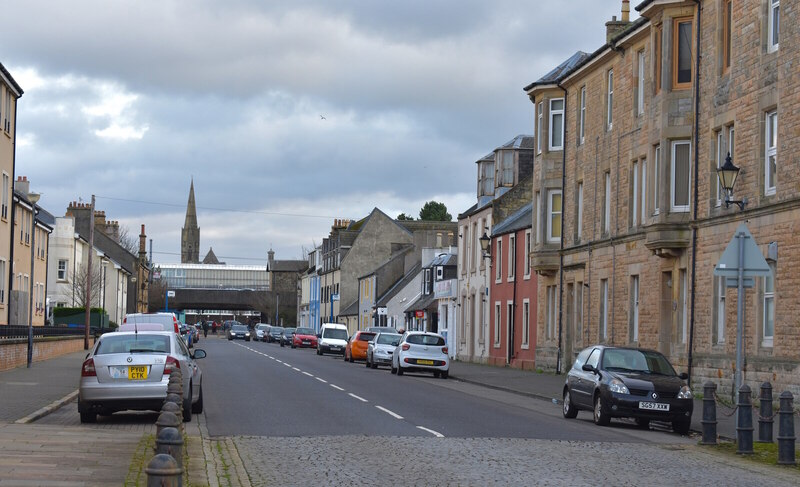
344;331;377;362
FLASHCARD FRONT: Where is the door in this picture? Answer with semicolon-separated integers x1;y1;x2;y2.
659;271;672;356
573;347;600;407
565;283;574;368
506;302;514;364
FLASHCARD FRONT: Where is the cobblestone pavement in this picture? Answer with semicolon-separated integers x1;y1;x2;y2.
235;436;800;486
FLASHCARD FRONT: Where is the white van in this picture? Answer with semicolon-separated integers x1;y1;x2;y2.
317;323;348;356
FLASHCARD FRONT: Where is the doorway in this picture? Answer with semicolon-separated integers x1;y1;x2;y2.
659;271;673;356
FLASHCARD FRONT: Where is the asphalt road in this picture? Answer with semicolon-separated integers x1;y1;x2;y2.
199;336;686;443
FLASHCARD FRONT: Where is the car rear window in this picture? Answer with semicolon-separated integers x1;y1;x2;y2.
271;327;284;333
357;332;376;342
406;334;445;346
377;333;401;345
96;335;170;355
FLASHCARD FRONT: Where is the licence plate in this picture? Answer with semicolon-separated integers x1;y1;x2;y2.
330;346;340;350
128;366;148;380
417;359;434;365
639;401;669;411
303;341;310;344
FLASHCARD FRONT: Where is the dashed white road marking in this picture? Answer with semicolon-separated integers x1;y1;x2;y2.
330;384;345;391
292;367;301;372
348;393;367;402
315;377;327;383
276;360;283;363
283;363;292;367
302;372;314;377
375;406;403;419
416;426;444;438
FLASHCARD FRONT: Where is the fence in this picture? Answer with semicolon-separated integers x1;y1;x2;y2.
0;325;95;340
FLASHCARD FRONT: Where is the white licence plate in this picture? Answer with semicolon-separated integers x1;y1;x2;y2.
639;401;670;411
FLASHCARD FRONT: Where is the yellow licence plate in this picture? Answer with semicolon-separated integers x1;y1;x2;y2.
128;366;148;380
417;359;434;365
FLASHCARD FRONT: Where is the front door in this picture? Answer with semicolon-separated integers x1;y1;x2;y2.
659;271;672;356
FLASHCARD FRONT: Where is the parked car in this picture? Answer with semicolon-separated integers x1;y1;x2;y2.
227;323;251;341
267;326;284;343
562;345;693;434
280;327;296;347
254;323;270;342
122;312;180;334
344;331;376;362
366;326;397;334
179;323;193;348
366;332;401;369
316;323;348;356
391;331;449;378
193;323;202;341
291;327;317;349
78;330;205;423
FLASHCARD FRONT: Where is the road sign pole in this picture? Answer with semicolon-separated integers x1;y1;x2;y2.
735;230;745;397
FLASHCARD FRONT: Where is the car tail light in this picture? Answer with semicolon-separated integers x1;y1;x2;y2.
442;347;448;354
402;344;410;351
81;358;96;377
173;317;180;334
163;356;181;376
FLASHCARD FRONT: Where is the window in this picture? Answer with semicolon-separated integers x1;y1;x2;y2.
1;173;8;220
576;282;584;344
57;259;68;281
722;0;732;72
535;192;541;244
640;159;647;224
495;239;503;282
715;130;724;206
508;234;516;280
481;161;495;196
714;276;726;344
524;230;532;277
547;190;562;243
0;260;5;304
471;221;477;271
607;69;614;130
768;0;780;52
522;300;530;347
537;102;543;153
3;90;12;133
603;172;611;233
671;140;691;212
630;275;639;343
494;302;501;346
546;286;557;340
673;17;693;88
654;25;663;93
499;151;514;186
637;50;645;115
579;86;586;144
765;110;777;195
763;262;775;346
678;269;687;344
600;279;608;341
576;182;584;240
507;301;514;348
631;161;639;227
653;145;661;214
549;98;564;150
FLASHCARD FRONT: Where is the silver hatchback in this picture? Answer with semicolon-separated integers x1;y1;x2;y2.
78;331;205;423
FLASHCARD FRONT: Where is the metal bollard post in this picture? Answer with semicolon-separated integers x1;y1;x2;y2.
757;382;773;443
736;384;754;454
167;381;182;399
155;427;184;471
155;411;181;438
777;391;796;466
145;453;182;487
701;382;718;445
161;400;181;417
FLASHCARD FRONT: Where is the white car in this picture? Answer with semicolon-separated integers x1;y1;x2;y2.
391;331;449;378
78;330;205;423
366;332;402;369
317;323;348;356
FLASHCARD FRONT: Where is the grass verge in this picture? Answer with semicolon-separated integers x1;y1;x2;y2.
706;440;799;472
125;434;155;487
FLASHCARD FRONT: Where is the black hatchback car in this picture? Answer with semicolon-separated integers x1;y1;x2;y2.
562;345;693;434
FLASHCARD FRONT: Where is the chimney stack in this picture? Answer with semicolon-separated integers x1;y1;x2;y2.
606;1;632;43
622;0;630;22
139;224;147;256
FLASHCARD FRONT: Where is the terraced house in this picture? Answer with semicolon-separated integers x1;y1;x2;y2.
525;0;799;396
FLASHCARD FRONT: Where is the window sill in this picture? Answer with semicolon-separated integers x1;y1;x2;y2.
523;274;531;281
493;342;501;349
761;339;773;349
521;343;530;350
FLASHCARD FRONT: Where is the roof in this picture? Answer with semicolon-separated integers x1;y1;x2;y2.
491;202;532;237
376;262;421;307
202;247;223;265
523;51;590;91
405;292;437;313
427;252;457;268
269;260;308;273
635;0;655;12
497;134;536;151
339;299;359;317
0;62;23;96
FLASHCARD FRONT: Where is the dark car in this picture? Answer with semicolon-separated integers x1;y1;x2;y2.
562;345;693;434
227;323;251;341
280;327;296;347
267;326;284;343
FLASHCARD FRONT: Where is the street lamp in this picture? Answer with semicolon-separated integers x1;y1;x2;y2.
27;192;41;368
716;153;747;211
479;232;491;258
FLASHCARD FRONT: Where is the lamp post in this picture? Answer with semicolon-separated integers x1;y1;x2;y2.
27;192;40;368
717;153;747;211
479;232;491;259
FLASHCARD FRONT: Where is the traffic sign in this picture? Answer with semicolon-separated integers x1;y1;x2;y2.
713;223;771;278
167;290;176;298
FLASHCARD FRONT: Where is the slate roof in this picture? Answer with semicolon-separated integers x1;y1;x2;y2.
405;292;437;313
339;299;359;317
491;202;532;237
523;51;590;91
376;262;421;307
269;260;308;273
427;252;457;268
202;247;223;265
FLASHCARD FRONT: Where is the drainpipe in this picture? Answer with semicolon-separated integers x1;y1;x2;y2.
687;0;702;387
8;99;19;322
556;82;568;374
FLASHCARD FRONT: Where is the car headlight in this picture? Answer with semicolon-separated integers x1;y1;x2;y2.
245;332;250;336
677;385;693;399
609;379;630;394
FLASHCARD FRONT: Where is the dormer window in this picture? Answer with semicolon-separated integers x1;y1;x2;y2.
498;151;514;186
479;161;495;196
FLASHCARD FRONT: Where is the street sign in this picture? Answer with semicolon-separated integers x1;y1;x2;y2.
167;290;176;298
713;223;772;278
331;293;339;301
726;277;754;288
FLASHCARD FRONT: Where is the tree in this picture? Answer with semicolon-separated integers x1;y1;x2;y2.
70;266;104;308
418;201;452;222
117;224;139;256
396;213;414;221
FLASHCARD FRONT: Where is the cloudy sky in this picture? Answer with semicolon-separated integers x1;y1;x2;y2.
4;0;636;264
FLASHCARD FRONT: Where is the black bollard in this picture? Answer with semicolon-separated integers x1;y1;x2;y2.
757;382;773;443
777;391;796;466
736;384;754;454
155;411;181;438
701;382;718;445
145;453;182;487
161;400;181;417
155;427;184;471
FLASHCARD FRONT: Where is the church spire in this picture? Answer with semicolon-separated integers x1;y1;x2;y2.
181;178;200;263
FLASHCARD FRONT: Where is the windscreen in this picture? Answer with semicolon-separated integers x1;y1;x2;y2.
323;328;348;340
271;327;284;333
295;328;315;335
283;328;296;334
601;349;677;376
232;325;248;332
406;334;445;346
96;334;170;354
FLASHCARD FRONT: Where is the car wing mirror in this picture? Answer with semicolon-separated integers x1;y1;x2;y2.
679;372;689;380
192;349;206;359
581;363;596;373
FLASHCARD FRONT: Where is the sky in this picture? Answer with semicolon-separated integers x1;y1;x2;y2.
3;0;637;264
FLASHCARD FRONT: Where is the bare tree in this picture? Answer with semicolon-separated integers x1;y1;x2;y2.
117;225;139;256
148;279;167;312
71;266;104;309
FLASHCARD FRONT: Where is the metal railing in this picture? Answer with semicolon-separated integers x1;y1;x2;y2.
0;325;95;340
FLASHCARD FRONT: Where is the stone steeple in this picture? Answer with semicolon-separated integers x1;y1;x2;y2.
181;179;200;263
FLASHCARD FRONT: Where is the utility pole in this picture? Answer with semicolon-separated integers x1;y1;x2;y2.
84;195;94;350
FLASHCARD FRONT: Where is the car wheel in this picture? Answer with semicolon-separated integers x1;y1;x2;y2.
183;385;192;422
191;385;204;414
563;388;579;419
391;364;397;374
291;343;296;349
672;419;691;435
433;371;441;378
317;348;322;356
79;406;96;424
441;370;449;379
593;394;610;426
365;358;371;368
371;361;378;369
280;341;284;347
396;365;404;376
349;353;354;363
635;418;650;429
